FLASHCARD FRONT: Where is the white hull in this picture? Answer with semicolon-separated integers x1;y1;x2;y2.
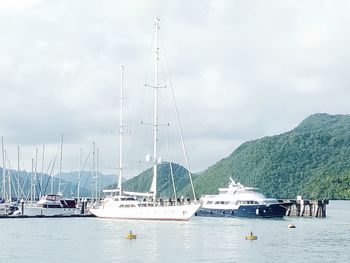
23;205;80;216
90;203;201;221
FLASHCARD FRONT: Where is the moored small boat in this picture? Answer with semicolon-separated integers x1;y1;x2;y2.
24;194;79;216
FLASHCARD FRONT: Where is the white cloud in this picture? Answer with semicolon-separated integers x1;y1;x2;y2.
0;0;44;10
0;0;350;176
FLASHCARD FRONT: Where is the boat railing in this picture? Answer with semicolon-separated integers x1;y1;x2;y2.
136;198;197;207
202;194;217;198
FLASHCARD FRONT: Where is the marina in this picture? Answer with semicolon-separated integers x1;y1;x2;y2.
0;200;348;263
0;196;329;219
0;2;349;263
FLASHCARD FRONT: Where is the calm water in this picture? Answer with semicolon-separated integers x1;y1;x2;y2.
1;200;349;263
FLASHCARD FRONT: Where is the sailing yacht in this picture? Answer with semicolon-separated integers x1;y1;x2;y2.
89;18;200;220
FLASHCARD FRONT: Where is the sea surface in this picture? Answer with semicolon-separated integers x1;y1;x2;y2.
1;200;349;263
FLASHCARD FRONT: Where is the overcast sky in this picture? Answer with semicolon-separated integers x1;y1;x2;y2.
0;0;349;178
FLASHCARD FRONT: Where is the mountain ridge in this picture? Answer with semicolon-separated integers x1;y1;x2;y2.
180;113;350;199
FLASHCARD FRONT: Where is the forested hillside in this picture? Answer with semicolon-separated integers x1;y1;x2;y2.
119;162;192;198
181;113;350;199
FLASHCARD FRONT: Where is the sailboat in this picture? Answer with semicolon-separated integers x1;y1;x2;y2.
89;18;200;220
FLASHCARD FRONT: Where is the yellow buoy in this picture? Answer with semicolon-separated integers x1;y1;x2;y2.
125;230;137;240
288;224;296;229
245;231;257;240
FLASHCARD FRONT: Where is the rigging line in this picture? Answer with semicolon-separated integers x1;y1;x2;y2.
4;153;11;201
43;145;61;195
174;165;185;191
23;173;31;201
159;90;177;199
160;28;197;200
34;168;42;199
31;150;42;198
144;21;157;91
41;157;53;195
6;160;15;198
157;175;173;195
162;76;181;199
82;156;96;196
72;144;93;196
10;166;25;199
155;36;179;200
18;158;32;200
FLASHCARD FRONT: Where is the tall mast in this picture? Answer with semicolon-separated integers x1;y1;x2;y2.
118;65;124;197
40;144;45;197
1;137;6;202
96;147;99;200
34;148;38;201
58;135;63;194
31;158;34;203
92;142;95;200
17;146;20;199
6;152;11;203
78;147;82;204
149;17;160;201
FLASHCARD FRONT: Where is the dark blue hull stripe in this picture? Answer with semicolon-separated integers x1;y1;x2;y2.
195;204;289;218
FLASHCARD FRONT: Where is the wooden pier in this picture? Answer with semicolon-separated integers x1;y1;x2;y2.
281;198;329;218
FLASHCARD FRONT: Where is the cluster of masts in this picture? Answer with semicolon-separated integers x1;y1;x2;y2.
1;17;196;210
0;135;103;205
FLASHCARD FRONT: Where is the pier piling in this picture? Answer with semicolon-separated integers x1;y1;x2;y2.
282;198;328;218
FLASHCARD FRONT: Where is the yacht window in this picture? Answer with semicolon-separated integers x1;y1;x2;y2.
215;201;226;204
235;200;259;205
206;201;213;204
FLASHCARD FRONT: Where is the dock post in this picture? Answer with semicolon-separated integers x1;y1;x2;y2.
286;207;291;216
308;204;312;217
300;200;305;217
81;199;85;214
20;199;24;215
295;203;301;217
322;200;327;217
316;200;322;217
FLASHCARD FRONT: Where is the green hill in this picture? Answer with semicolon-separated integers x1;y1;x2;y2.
118;162;192;199
181;113;350;199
